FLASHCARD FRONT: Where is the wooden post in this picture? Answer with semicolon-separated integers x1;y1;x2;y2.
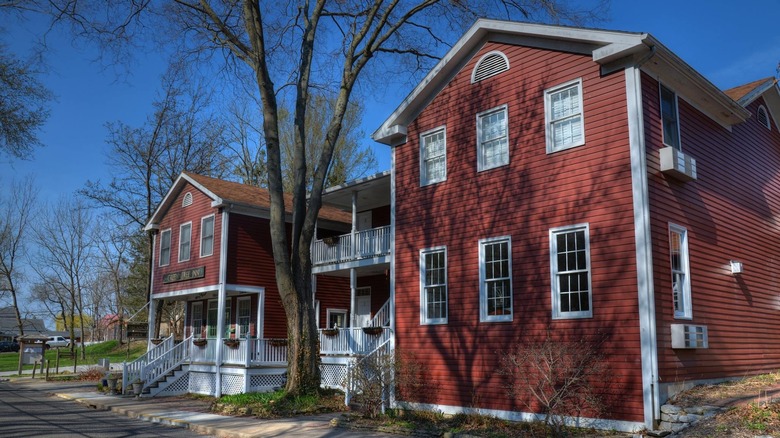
45;360;50;381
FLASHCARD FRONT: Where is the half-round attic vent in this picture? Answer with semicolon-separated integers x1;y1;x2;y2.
182;192;193;207
471;51;509;83
758;105;771;130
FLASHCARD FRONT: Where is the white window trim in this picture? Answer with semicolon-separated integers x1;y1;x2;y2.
159;228;171;267
178;222;192;262
471;50;510;83
659;83;682;150
420;126;447;186
237;296;251;338
200;214;215;258
327;308;348;329
544;78;585;153
476;104;509;172
182;192;193;207
479;236;513;322
549;223;593;320
191;301;203;337
669;223;693;320
420;246;448;325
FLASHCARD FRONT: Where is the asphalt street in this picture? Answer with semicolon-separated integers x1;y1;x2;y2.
0;379;212;437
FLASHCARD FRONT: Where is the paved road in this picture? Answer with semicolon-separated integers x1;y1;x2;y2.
0;380;212;437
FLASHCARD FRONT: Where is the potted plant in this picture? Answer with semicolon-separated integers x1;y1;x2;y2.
132;379;143;396
193;338;207;347
269;339;288;347
224;338;240;348
106;373;120;394
323;236;339;246
322;328;339;337
362;326;384;336
150;338;163;345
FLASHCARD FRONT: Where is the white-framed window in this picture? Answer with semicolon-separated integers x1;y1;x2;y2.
545;78;585;153
200;215;215;257
420;127;447;185
550;224;592;319
206;300;218;338
224;297;232;337
477;105;509;171
660;84;681;150
669;224;692;319
191;301;203;337
327;309;348;328
159;229;171;267
479;236;512;322
758;105;771;130
178;222;192;262
420;246;447;325
237;297;251;338
471;50;509;83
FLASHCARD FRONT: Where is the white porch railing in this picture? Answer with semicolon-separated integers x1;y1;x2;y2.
140;335;191;393
122;334;174;392
312;225;391;266
189;338;288;366
319;327;392;355
370;300;391;327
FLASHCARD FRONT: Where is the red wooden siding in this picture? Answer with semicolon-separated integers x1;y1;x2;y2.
225;213;287;339
643;73;780;385
315;275;351;328
394;41;644;421
153;184;221;294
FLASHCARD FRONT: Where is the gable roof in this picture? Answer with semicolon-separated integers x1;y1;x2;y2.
145;172;352;231
724;77;780;130
373;19;750;145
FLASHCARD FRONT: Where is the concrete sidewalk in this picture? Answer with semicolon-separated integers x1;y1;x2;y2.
7;378;394;438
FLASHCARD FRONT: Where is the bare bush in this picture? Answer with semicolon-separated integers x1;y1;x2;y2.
499;332;613;435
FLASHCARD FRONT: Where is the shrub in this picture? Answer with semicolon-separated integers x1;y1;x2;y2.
79;366;108;381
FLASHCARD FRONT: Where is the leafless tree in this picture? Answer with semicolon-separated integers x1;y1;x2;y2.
0;176;39;344
42;0;608;394
93;219;134;342
32;196;96;359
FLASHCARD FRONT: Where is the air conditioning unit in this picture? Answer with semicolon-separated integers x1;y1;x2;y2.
660;147;697;181
671;324;708;349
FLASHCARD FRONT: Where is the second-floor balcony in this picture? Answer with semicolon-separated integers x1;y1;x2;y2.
312;225;391;266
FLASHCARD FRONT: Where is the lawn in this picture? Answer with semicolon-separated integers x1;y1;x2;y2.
0;340;147;373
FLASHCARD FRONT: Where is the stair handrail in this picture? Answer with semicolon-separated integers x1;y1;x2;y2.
345;337;394;412
369;299;391;327
140;334;192;393
122;334;174;393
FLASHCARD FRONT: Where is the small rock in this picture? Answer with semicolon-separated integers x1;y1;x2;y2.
660;404;682;414
329;418;340;427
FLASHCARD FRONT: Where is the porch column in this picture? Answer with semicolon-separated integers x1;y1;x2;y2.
147;299;156;350
350;268;357;327
351;190;357;259
215;209;230;397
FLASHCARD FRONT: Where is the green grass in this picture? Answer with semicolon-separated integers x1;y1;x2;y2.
0;340;147;373
212;388;347;418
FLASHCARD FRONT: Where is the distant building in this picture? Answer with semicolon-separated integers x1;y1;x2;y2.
0;307;49;341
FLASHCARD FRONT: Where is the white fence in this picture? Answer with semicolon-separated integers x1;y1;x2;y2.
319;327;392;355
312;225;391;265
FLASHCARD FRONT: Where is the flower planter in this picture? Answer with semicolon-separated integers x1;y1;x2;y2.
193;338;207;347
269;339;288;347
150;338;163;345
323;236;339;246
132;382;143;395
362;327;384;336
322;329;339;337
224;339;240;349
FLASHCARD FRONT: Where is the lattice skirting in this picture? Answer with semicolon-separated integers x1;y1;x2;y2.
321;363;348;391
158;372;190;396
220;373;245;395
248;373;286;392
189;371;217;395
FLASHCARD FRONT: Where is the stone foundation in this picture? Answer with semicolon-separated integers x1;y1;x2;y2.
658;404;722;433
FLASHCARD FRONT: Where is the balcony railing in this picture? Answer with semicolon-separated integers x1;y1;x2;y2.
319;327;392;355
312;225;391;266
190;338;288;366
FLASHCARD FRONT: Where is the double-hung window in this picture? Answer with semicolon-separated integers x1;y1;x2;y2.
669;224;692;319
179;222;192;262
545;79;585;153
237;297;251;338
550;224;592;319
420;127;446;185
420;247;447;324
191;302;203;337
200;215;215;257
479;236;512;322
660;84;681;150
477;105;509;171
159;229;171;266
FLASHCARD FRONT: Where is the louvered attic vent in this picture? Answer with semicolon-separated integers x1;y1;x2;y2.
182;192;193;207
471;51;509;83
758;105;771;130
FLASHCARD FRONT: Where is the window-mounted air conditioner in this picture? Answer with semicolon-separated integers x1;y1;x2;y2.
660;147;697;181
671;324;708;349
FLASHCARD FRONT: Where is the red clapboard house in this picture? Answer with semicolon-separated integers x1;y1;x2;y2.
124;171;392;398
372;19;780;431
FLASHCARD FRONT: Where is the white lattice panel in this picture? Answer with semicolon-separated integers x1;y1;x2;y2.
221;374;245;395
189;372;216;395
249;373;286;391
159;372;189;396
320;363;347;390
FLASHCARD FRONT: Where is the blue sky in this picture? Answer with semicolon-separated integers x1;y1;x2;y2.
2;1;779;205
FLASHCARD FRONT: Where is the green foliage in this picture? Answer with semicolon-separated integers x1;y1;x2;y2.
213;388;345;418
0;340;146;373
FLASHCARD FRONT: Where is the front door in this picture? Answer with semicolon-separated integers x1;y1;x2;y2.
355;287;372;327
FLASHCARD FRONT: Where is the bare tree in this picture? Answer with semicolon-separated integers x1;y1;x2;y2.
0;176;39;344
93;219;134;343
44;0;608;394
32;196;96;359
